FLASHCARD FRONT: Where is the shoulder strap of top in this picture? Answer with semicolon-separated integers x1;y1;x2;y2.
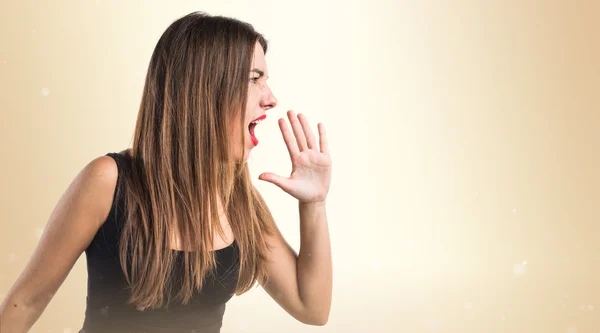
103;152;128;225
105;152;123;200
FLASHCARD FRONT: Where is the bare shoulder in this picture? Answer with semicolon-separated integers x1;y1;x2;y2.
84;154;119;181
83;154;119;185
39;153;121;244
73;154;120;223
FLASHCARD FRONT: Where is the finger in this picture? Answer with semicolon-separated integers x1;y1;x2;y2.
287;110;308;151
258;172;292;192
298;113;317;150
318;123;330;155
278;118;299;158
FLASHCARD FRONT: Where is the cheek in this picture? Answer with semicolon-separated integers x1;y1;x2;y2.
228;119;243;144
237;122;247;143
246;89;260;109
235;118;249;145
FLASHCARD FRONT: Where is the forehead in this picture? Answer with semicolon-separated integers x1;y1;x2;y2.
251;41;267;69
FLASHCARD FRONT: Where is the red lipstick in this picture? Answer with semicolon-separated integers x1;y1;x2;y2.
252;115;266;122
248;115;266;146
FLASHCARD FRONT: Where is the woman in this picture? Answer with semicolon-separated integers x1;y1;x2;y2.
0;12;332;333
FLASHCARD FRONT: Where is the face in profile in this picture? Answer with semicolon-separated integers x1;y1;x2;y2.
234;41;278;162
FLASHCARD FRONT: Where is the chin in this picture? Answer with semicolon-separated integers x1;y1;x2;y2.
242;149;251;163
234;146;251;164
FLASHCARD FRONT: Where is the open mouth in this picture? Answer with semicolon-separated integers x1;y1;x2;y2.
248;115;266;146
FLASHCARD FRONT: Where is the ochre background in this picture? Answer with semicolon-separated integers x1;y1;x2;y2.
1;1;599;332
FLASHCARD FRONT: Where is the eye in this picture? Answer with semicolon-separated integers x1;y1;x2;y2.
249;77;260;84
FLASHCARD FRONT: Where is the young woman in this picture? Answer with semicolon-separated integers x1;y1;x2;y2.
0;12;332;333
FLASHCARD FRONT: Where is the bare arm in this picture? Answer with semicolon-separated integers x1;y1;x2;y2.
0;156;118;333
257;111;333;325
261;200;332;325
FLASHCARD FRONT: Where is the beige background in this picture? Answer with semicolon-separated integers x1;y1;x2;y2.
1;1;599;332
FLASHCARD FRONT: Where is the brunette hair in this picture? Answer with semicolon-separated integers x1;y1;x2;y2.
116;11;277;310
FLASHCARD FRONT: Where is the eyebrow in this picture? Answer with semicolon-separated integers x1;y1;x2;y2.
250;68;267;78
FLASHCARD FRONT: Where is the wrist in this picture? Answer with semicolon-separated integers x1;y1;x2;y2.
299;200;326;209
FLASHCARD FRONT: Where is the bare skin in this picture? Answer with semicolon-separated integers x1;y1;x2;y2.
258;111;333;325
241;42;333;325
0;41;332;332
0;156;120;333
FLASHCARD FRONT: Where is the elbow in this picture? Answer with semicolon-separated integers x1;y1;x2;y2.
298;309;330;326
0;298;42;333
311;315;329;326
304;315;329;326
1;292;49;321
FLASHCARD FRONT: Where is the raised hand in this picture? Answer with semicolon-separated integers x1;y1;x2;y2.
258;110;332;204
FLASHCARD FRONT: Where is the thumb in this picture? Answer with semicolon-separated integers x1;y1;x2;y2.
258;172;289;191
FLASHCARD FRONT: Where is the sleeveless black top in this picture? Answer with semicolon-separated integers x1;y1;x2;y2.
79;152;239;333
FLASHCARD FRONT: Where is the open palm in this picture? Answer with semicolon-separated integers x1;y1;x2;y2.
259;111;332;203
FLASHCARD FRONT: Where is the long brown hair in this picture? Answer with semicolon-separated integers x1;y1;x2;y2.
116;11;277;310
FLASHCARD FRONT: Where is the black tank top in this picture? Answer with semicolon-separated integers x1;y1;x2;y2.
79;152;239;333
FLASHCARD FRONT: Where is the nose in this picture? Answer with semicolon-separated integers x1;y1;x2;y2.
261;86;278;111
